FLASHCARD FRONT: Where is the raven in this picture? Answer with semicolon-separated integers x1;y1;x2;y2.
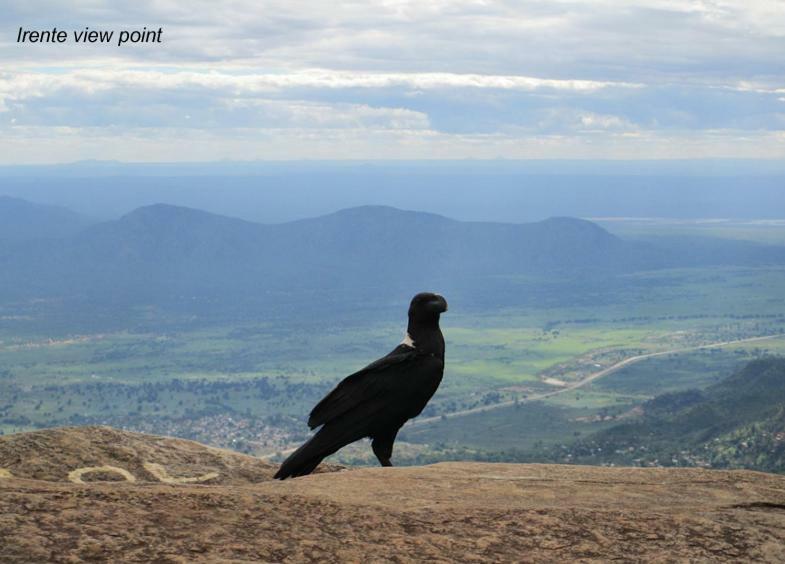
274;292;448;479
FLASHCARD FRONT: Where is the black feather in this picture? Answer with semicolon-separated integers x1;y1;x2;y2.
308;346;420;429
275;292;447;479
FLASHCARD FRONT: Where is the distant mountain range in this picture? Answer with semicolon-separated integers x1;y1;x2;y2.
3;161;785;223
1;198;784;311
0;196;94;240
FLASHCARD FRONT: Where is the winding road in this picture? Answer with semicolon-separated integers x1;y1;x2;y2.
260;332;785;459
410;332;785;427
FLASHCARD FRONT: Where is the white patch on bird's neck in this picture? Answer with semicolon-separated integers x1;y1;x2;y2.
400;332;416;348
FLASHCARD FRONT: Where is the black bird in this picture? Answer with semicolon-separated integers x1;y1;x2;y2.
274;292;448;479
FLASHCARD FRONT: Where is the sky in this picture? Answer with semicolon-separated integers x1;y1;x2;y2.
2;0;785;163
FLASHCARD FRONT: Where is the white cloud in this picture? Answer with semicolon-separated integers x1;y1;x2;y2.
5;0;784;81
223;99;431;130
4;125;785;164
578;112;636;131
1;1;784;161
0;69;639;97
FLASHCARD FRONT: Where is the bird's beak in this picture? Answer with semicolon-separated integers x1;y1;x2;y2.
433;294;448;313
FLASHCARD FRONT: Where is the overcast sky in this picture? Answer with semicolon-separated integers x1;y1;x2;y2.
2;0;785;163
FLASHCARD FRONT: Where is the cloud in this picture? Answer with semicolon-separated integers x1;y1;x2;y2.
1;1;784;161
578;112;636;131
5;125;785;164
0;69;640;97
0;68;639;131
6;1;785;81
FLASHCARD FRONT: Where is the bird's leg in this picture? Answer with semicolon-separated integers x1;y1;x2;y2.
371;435;395;467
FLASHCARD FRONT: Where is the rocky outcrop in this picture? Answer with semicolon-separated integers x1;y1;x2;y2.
1;427;784;562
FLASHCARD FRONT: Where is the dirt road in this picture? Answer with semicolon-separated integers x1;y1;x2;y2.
260;332;785;458
411;332;785;427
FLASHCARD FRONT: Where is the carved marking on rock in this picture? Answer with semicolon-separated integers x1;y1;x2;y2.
68;465;137;484
143;462;220;484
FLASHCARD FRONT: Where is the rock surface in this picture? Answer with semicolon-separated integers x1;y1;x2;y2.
1;427;785;562
0;425;279;485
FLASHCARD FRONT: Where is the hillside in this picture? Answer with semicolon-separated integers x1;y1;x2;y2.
1;201;784;312
0;203;637;309
0;196;94;240
559;357;785;470
1;427;784;562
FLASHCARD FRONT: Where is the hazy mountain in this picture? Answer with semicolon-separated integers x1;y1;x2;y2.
3;160;785;223
0;196;95;240
0;204;633;301
0;203;783;312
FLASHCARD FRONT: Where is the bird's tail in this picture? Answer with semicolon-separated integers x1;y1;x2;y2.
274;423;360;480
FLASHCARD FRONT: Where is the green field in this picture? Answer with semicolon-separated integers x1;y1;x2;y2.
2;262;785;458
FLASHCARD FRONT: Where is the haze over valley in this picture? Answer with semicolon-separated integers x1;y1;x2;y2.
1;165;784;473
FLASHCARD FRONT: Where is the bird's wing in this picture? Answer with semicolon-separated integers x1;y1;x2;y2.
307;345;442;429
